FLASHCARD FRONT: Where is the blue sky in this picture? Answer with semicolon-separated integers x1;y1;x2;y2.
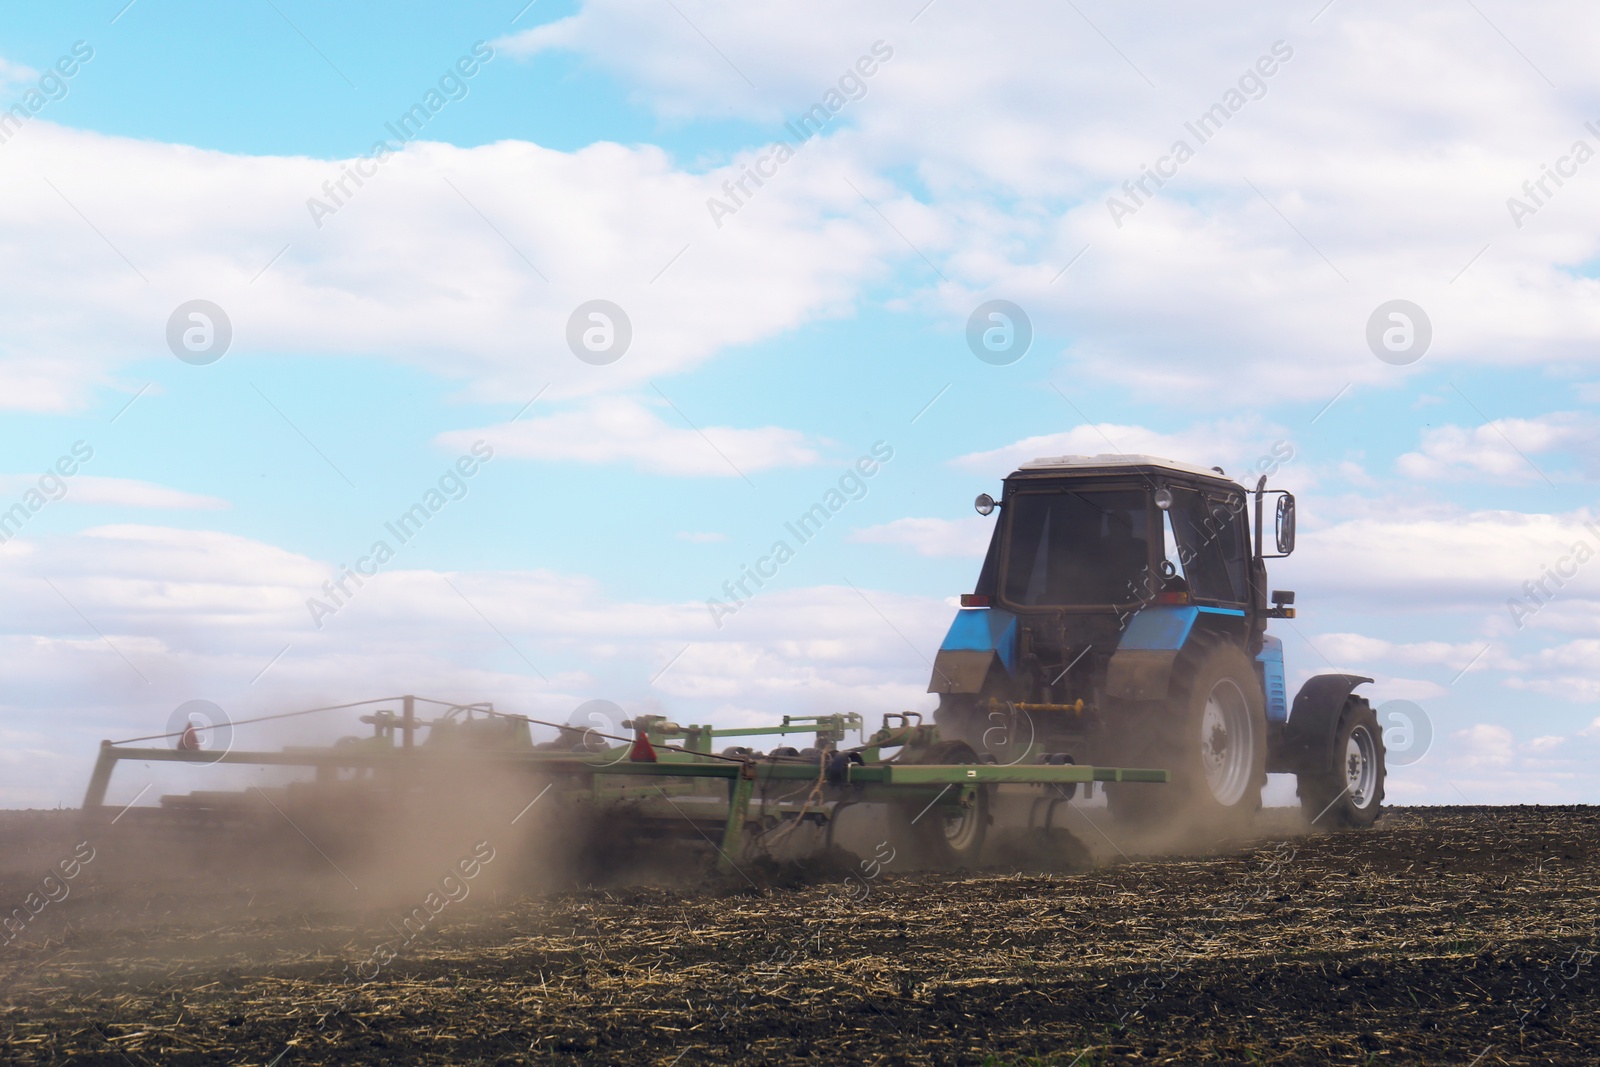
2;0;1600;808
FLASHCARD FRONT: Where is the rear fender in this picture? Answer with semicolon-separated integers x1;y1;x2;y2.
929;649;1001;695
1277;673;1373;774
928;608;1016;695
1106;605;1247;701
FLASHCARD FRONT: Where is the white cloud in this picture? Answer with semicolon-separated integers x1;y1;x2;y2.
0;522;954;806
1397;412;1599;483
0;123;892;412
493;5;906;123
2;4;1599;413
1283;503;1600;614
1519;638;1600;671
0;58;39;91
850;516;992;557
438;396;821;476
1;0;1599;419
950;418;1291;479
1502;640;1600;703
1332;460;1379;489
498;1;1600;401
1506;675;1600;703
0;359;92;412
0;475;228;510
1315;633;1501;673
1452;723;1515;768
1363;676;1450;702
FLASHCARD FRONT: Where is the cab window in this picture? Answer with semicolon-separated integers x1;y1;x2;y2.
1002;489;1152;606
1165;487;1248;604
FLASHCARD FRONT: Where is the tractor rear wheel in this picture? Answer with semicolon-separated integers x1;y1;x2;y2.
1108;637;1267;831
1297;697;1385;828
888;740;990;868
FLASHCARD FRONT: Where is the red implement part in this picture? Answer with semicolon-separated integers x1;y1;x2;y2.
629;729;657;762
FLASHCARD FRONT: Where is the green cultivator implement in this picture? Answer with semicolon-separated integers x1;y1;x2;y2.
83;696;1167;876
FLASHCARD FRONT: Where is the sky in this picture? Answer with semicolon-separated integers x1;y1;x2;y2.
2;0;1599;809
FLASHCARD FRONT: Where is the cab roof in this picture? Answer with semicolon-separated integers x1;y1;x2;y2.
1010;453;1241;487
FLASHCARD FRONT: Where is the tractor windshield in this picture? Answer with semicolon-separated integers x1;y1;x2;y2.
1002;489;1152;606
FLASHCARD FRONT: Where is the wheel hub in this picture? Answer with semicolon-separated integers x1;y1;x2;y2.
1344;724;1379;808
1199;680;1253;807
942;790;983;851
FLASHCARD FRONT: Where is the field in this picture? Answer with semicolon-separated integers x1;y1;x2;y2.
1;804;1596;1065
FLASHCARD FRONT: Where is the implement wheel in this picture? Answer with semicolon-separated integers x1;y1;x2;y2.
1297;697;1385;828
888;740;990;868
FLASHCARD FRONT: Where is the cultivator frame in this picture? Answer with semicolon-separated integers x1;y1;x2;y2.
83;696;1168;871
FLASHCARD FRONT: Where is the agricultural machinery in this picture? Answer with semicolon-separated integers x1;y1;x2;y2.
78;454;1380;879
81;699;1167;876
930;453;1384;830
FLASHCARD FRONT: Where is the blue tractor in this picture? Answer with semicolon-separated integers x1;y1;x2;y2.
930;454;1384;832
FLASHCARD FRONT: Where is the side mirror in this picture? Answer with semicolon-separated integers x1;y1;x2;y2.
1275;493;1296;555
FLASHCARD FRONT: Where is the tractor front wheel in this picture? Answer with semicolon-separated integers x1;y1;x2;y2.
1297;697;1385;828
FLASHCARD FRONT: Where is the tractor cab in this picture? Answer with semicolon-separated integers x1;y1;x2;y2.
969;455;1274;615
930;453;1378;831
934;455;1292;710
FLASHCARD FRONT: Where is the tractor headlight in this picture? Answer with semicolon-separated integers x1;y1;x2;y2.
974;493;997;516
1153;487;1173;511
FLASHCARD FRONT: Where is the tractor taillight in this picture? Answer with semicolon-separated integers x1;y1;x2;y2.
1155;590;1190;606
960;594;990;608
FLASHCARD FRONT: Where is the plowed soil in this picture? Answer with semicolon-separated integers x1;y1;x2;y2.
1;805;1596;1065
